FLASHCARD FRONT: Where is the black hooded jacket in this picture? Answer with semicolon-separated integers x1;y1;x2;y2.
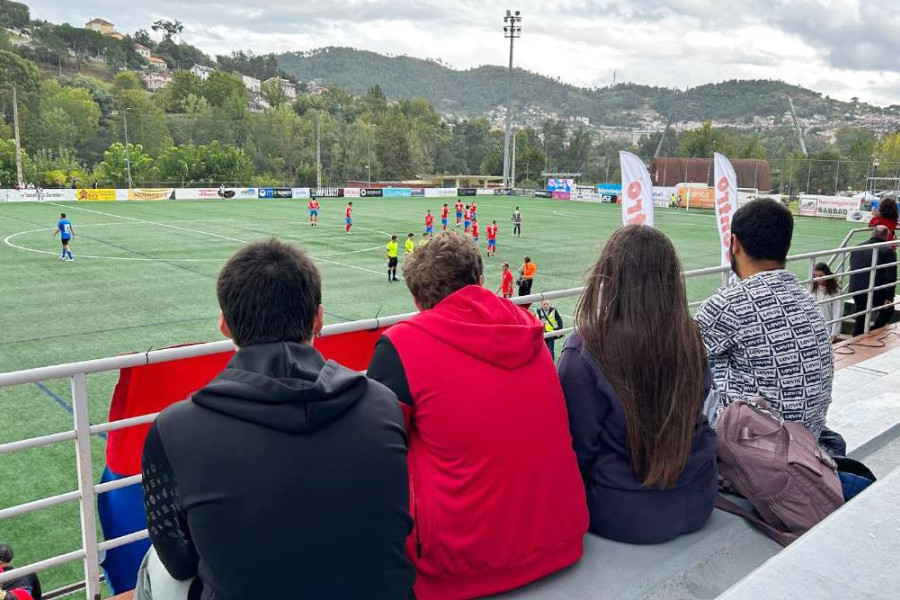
142;342;415;600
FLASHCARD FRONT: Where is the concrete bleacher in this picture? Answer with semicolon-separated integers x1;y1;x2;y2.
110;326;900;600
499;324;900;599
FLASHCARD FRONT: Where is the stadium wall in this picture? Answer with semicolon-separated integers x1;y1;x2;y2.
0;188;515;202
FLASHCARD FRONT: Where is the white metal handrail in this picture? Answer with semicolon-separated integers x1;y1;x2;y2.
2;239;900;596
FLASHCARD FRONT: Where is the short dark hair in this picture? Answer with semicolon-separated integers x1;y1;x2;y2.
60;213;66;218
403;231;483;310
391;235;397;241
0;544;12;563
217;239;321;347
731;199;793;262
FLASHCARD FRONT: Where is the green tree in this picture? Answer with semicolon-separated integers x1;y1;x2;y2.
0;0;30;29
113;71;141;92
676;121;719;157
32;148;84;187
54;24;107;72
28;81;101;153
95;141;154;185
201;71;245;111
162;70;203;113
113;88;173;156
376;117;413;179
260;79;287;110
151;19;184;41
0;51;41;99
0;138;36;186
156;141;253;184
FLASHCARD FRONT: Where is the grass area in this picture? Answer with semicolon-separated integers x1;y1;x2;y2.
0;196;857;593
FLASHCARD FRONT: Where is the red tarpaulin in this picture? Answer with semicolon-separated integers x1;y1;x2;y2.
105;327;388;475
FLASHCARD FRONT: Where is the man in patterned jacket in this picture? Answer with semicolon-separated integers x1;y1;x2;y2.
696;199;833;438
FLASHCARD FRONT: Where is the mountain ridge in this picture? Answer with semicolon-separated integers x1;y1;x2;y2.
277;47;884;128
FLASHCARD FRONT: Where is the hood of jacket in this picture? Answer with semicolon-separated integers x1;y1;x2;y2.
191;341;367;434
402;285;543;369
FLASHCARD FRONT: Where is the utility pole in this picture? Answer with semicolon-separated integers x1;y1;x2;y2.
502;9;522;190
12;87;24;187
316;117;322;189
123;108;133;188
510;128;517;187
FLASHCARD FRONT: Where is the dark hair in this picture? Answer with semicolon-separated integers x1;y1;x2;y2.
217;239;321;347
60;213;66;218
0;543;12;563
524;256;531;263
576;225;706;488
403;231;482;309
731;199;793;263
391;235;397;241
408;233;414;237
879;197;898;221
813;262;839;296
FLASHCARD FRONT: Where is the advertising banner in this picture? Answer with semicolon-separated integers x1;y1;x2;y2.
846;210;873;224
411;188;425;197
315;188;343;198
652;186;677;208
799;195;860;219
77;188;117;201
128;188;175;201
342;188;360;198
619;151;655;226
2;188;77;202
457;188;477;197
382;188;412;198
425;188;458;198
175;188;257;200
291;187;311;199
360;188;383;197
258;188;274;199
713;153;739;268
476;188;495;196
273;188;293;199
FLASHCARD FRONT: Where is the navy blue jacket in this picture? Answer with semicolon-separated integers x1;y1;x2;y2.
557;333;718;544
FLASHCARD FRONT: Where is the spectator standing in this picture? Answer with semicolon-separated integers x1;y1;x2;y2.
141;240;415;599
535;300;564;359
368;231;588;600
869;197;898;241
511;206;523;237
558;226;717;544
518;255;537;297
387;234;400;282
0;544;42;600
695;199;834;438
849;225;897;336
813;262;843;342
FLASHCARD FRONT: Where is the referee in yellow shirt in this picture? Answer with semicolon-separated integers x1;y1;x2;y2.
387;235;400;282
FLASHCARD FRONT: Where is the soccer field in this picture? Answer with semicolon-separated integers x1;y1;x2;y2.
0;196;857;592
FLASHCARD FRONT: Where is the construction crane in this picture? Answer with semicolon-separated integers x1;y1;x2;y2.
787;96;808;157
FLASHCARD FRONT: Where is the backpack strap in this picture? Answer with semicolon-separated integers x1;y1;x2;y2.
715;495;796;547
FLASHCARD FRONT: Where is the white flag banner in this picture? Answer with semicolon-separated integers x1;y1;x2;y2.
713;153;738;268
619;151;654;227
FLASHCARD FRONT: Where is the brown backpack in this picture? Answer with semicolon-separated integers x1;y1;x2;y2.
715;397;844;546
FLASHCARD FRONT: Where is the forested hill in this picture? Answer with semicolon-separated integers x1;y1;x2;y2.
278;47;877;125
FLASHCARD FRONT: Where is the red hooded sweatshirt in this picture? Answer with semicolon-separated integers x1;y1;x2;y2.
372;285;588;600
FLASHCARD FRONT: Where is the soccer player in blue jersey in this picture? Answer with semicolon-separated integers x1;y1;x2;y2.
53;213;74;261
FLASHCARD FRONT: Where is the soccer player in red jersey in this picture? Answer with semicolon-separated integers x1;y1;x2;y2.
345;202;353;234
463;206;473;233
308;197;320;226
471;218;480;244
486;220;498;257
498;262;514;298
471;201;478;220
440;203;449;230
425;210;435;235
455;200;464;227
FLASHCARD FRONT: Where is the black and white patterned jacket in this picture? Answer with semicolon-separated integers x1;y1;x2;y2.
695;270;834;438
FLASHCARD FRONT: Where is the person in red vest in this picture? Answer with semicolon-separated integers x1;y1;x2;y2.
440;203;449;231
470;218;480;244
345;201;353;234
454;200;464;227
497;261;514;298
368;231;588;600
425;210;434;235
486;220;499;257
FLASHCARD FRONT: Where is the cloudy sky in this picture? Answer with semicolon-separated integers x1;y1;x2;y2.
26;0;900;106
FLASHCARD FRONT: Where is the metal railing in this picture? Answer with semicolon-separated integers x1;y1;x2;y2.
1;239;899;598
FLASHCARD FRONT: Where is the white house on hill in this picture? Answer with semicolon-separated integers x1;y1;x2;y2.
191;64;214;80
242;75;261;93
147;56;168;71
263;77;297;100
134;44;152;59
143;71;173;92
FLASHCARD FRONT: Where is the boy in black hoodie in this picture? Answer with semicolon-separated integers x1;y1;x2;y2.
141;239;415;600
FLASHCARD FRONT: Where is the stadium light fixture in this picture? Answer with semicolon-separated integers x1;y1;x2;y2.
502;9;522;190
123;107;133;190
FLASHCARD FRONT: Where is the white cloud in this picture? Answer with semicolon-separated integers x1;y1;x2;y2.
23;0;900;106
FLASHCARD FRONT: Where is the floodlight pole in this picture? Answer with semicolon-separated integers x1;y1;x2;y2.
12;87;24;187
123;108;133;189
502;10;522;190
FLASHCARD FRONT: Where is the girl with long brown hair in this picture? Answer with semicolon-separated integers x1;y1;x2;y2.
813;262;842;342
557;225;718;544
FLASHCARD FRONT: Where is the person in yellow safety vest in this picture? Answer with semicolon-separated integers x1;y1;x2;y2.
419;232;431;247
387;235;400;282
405;233;416;255
535;300;564;359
